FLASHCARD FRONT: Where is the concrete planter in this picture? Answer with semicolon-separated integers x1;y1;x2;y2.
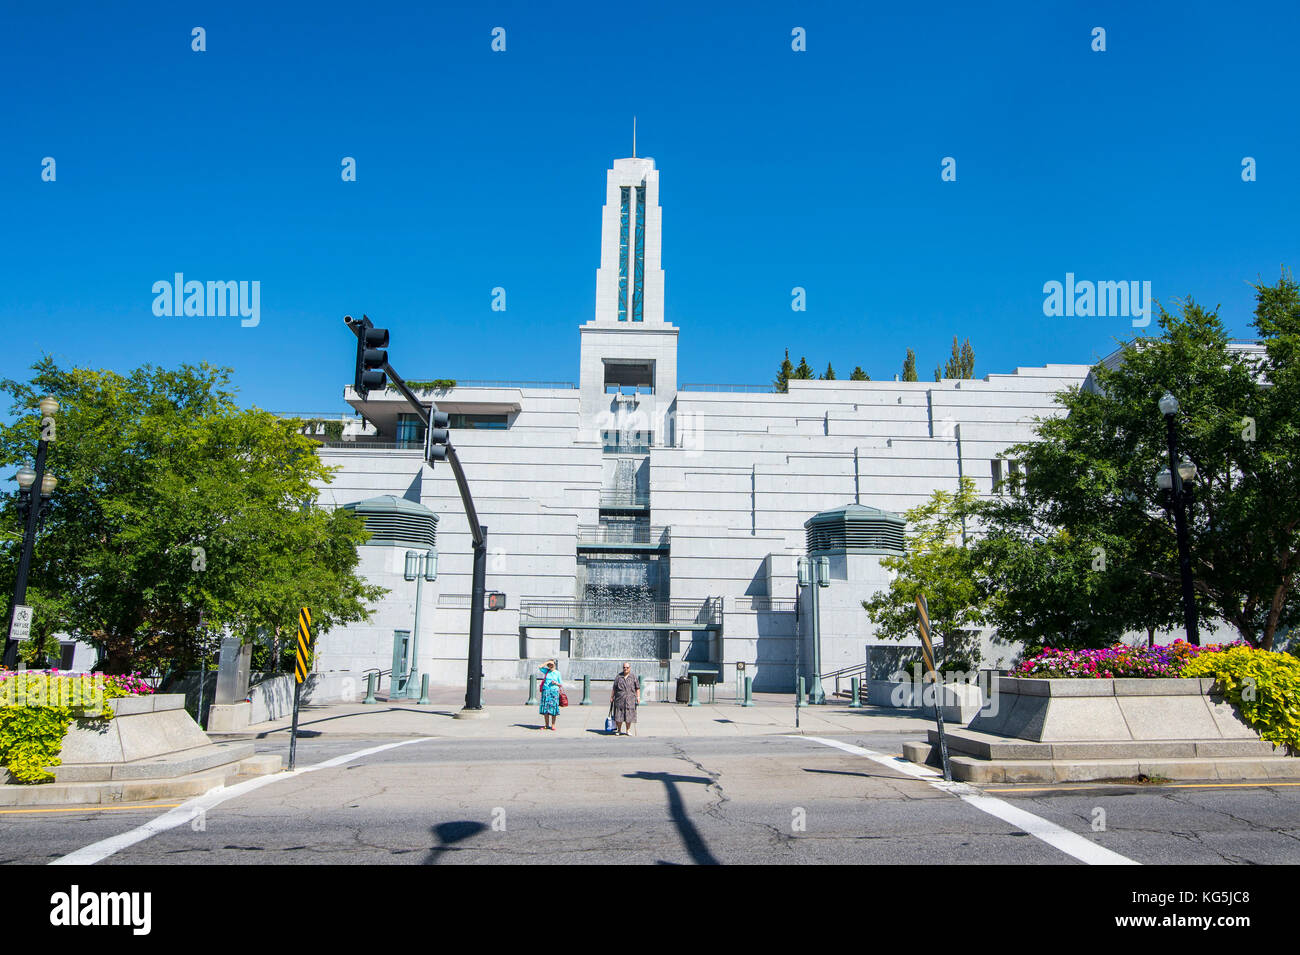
970;676;1254;742
904;675;1298;784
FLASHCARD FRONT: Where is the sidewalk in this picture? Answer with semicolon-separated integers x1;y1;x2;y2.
217;686;938;741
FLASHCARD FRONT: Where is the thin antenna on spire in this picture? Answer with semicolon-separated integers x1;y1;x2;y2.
633;116;637;158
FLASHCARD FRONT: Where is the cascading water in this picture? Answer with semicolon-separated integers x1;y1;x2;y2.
578;558;663;661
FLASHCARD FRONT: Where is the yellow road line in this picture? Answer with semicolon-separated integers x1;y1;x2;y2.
0;803;182;815
988;782;1300;794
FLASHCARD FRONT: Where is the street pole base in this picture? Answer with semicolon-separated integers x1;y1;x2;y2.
453;707;491;720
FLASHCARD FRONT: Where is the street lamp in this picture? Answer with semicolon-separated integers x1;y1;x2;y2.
3;397;60;668
1158;391;1199;646
797;555;831;704
400;549;438;700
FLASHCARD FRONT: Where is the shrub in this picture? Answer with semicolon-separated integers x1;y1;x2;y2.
0;671;153;784
1183;646;1300;753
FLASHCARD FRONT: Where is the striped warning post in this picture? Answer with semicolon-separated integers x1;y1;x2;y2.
295;607;313;684
915;594;936;676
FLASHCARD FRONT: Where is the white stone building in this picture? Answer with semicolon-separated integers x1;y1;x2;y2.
304;154;1096;694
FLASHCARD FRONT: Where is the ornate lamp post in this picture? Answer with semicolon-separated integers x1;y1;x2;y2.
4;397;60;668
1157;392;1199;646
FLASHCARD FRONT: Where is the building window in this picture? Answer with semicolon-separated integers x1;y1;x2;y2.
633;184;645;322
396;413;426;449
448;413;509;430
991;459;1002;493
618;186;630;321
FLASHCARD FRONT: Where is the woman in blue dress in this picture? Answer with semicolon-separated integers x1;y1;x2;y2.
539;659;562;730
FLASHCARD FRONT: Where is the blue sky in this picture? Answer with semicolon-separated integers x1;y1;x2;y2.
2;0;1298;414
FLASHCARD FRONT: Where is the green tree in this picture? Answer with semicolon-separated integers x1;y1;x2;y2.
863;477;988;668
943;336;976;379
850;367;869;381
793;356;815;380
821;363;836;380
981;273;1300;650
902;349;918;382
774;349;795;394
0;359;387;674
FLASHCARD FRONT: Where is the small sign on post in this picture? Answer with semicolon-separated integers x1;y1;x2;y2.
289;607;314;771
916;593;952;782
9;605;32;643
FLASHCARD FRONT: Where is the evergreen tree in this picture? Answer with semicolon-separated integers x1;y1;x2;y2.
793;356;815;380
902;349;918;382
821;363;836;380
774;349;794;394
942;336;976;379
850;367;869;381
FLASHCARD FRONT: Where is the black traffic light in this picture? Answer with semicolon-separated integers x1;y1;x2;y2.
348;315;389;399
425;409;450;462
486;591;506;611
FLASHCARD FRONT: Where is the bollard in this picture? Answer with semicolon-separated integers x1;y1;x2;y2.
418;673;430;705
743;676;754;707
363;672;377;705
526;673;539;706
639;674;648;704
797;676;805;707
581;673;592;705
688;674;700;707
849;676;861;709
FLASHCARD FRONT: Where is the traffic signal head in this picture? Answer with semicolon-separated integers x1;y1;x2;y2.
347;315;389;399
486;591;506;611
425;410;451;463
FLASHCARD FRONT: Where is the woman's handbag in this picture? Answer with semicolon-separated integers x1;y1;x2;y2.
604;704;617;733
559;689;569;708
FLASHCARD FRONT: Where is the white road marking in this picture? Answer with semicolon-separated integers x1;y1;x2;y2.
50;738;438;866
792;735;1139;866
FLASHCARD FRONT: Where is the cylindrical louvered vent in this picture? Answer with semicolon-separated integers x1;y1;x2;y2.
803;503;905;556
341;495;438;548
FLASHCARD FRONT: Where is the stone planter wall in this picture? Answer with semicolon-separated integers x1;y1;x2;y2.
969;676;1259;742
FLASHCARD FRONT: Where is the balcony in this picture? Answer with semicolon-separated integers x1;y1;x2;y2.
576;524;669;551
599;490;650;510
518;598;722;630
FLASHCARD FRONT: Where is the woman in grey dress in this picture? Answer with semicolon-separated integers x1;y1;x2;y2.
610;662;640;736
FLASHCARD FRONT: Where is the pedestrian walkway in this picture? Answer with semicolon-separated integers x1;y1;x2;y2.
218;685;938;741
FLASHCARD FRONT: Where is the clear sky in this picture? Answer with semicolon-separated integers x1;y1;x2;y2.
3;0;1298;414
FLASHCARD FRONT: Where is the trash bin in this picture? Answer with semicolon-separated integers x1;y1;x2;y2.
676;677;692;704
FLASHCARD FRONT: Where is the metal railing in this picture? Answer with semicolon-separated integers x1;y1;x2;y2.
320;439;424;451
576;524;669;547
518;598;722;628
744;596;798;612
679;383;775;393
820;661;872;698
453;380;577;389
599;490;650;509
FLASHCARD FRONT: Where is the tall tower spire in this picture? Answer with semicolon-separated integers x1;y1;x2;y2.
633;116;637;158
592;156;664;325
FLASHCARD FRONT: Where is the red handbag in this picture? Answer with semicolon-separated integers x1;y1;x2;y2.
559;689;569;707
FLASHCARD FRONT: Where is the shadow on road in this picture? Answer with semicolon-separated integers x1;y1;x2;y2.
624;771;720;865
423;821;489;864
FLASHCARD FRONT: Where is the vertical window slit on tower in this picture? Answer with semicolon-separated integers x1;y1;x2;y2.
618;186;630;321
633;184;646;322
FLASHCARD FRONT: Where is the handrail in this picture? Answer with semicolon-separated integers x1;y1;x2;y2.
820;661;871;698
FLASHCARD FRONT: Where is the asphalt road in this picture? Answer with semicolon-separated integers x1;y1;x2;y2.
5;734;1300;865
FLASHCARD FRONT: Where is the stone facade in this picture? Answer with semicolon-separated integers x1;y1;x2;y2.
302;155;1098;693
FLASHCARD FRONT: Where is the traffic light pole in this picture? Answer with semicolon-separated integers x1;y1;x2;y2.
345;317;489;714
